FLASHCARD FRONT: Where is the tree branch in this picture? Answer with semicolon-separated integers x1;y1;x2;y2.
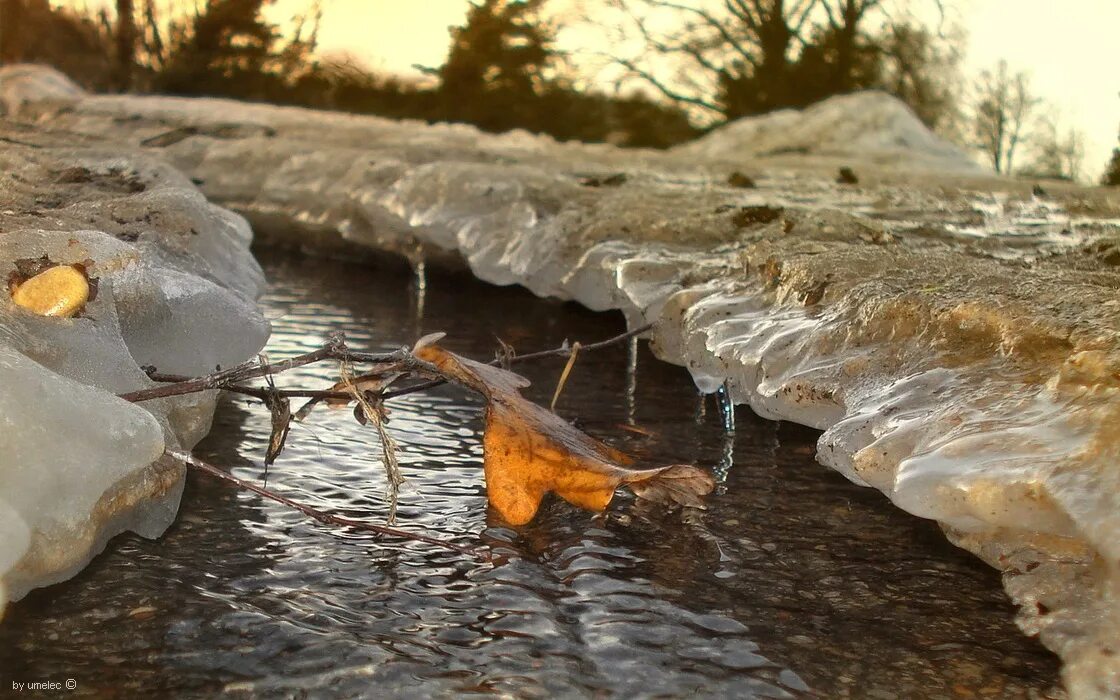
129;324;654;407
119;335;415;403
169;449;487;559
609;54;723;113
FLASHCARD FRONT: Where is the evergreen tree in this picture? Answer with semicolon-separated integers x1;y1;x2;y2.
1104;146;1120;187
432;0;553;133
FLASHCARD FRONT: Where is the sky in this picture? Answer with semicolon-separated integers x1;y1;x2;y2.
74;0;1120;179
961;0;1119;178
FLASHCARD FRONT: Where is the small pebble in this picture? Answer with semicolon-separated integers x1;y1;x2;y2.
10;265;90;317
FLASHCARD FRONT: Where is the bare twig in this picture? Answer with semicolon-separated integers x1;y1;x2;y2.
168;449;487;559
121;335;416;404
130;324;654;406
511;322;651;364
132;326;655;560
550;341;582;411
339;362;405;524
379;322;654;402
121;336;347;403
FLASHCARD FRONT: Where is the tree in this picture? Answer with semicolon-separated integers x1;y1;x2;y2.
0;0;115;90
132;0;318;99
1104;124;1120;187
970;60;1038;175
875;20;964;134
421;0;700;146
428;0;555;132
114;0;136;90
597;0;960;126
1022;115;1085;182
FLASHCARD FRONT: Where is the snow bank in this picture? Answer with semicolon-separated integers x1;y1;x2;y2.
0;64;84;117
7;66;1120;697
674;91;983;172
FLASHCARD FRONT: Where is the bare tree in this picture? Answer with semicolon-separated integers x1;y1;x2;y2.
591;0;957;124
970;60;1039;174
1024;114;1086;182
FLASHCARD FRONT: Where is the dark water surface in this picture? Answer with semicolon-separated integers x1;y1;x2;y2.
1;252;1063;698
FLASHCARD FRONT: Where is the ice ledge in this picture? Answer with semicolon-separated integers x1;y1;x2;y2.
6;66;1120;697
0;108;269;609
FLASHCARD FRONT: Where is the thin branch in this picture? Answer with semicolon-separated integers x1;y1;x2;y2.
120;336;413;403
518;322;651;361
169;449;487;559
141;377;355;403
379;322;655;402
643;0;758;66
607;54;723;113
726;0;760;32
135;324;655;406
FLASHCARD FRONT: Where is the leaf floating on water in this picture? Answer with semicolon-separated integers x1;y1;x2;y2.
415;344;715;525
627;465;714;508
8;262;93;318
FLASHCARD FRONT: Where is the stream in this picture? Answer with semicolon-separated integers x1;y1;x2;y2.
0;251;1063;698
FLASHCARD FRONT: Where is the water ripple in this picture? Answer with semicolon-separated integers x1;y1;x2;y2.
0;252;1063;699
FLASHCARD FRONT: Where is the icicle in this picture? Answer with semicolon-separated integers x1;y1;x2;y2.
716;380;735;434
625;334;638;425
410;258;427;333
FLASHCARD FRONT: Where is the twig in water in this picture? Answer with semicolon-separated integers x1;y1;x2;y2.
380;322;655;403
127;324;654;406
168;449;486;559
120;334;412;403
550;341;581;411
339;361;405;524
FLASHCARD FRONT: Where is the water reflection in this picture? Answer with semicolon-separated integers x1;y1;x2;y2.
0;251;1063;698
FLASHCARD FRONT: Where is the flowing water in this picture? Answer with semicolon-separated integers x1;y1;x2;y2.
0;251;1063;698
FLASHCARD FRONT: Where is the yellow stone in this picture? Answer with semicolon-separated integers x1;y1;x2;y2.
10;265;90;318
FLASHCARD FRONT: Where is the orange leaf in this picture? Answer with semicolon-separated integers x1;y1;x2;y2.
415;345;714;525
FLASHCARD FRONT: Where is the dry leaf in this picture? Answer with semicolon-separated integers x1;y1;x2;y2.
262;369;291;467
415;345;714;525
325;366;403;408
293;364;405;422
340;362;405;523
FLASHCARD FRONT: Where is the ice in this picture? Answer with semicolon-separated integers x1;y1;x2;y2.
0;346;167;601
0;78;269;608
6;65;1120;695
0;63;84;116
673;91;983;172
